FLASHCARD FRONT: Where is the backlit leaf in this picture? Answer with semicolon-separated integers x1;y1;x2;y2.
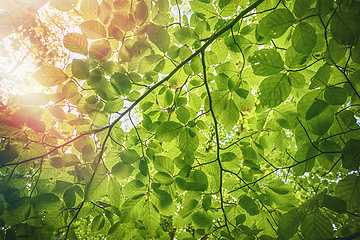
238;195;259;216
153;156;174;175
81;0;99;20
257;9;295;39
178;128;199;154
342;139;360;171
49;106;67;120
305;99;334;135
259;73;291;108
330;11;360;45
335;174;360;211
63;33;88;56
33;66;68;87
192;210;212;230
134;0;148;25
301;211;333;240
155;121;183;142
174;27;199;46
72;59;90;79
89;39;111;59
292;23;317;56
80;20;107;39
249;49;284;76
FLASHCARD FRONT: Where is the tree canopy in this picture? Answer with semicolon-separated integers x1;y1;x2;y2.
1;0;360;239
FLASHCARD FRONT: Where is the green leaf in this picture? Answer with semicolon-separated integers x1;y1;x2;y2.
49;106;67;120
91;214;104;232
238;195;259;216
324;86;347;105
249;49;284;76
259;73;291;108
352;46;360;64
49;0;79;11
174;27;199;46
179;198;198;218
82;144;95;163
138;54;164;74
315;0;334;17
158;88;174;108
153;188;173;212
189;1;217;18
288;72;305;88
108;177;122;207
297;90;321;119
330;11;360;45
119;149;140;164
267;180;291;195
176;107;190;124
85;174;108;201
1;198;31;226
325;39;347;65
277;208;303;240
293;0;311;18
81;0;99;20
147;23;170;53
192;210;212;230
32;66;68;87
335;174;360;211
153;156;174;175
292;23;317;56
257;9;295;39
317;140;341;170
123;180;146;199
30;193;61;210
210;90;229;115
141;201;160;237
309;64;331;89
221;152;237;162
139;159;149;176
111;72;132;96
0;147;19;164
190;170;208;191
220;99;239;131
112;162;135;179
63;186;76;208
301;211;333;240
155;121;183;142
202;195;211;211
80;20;107;39
305;99;334;135
285;46;308;68
322;195;347;214
154;172;174;185
342;139;360;171
236;214;246;225
189;92;202;112
178;128;199;154
63;33;88;56
120;194;145;222
71;59;90;79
